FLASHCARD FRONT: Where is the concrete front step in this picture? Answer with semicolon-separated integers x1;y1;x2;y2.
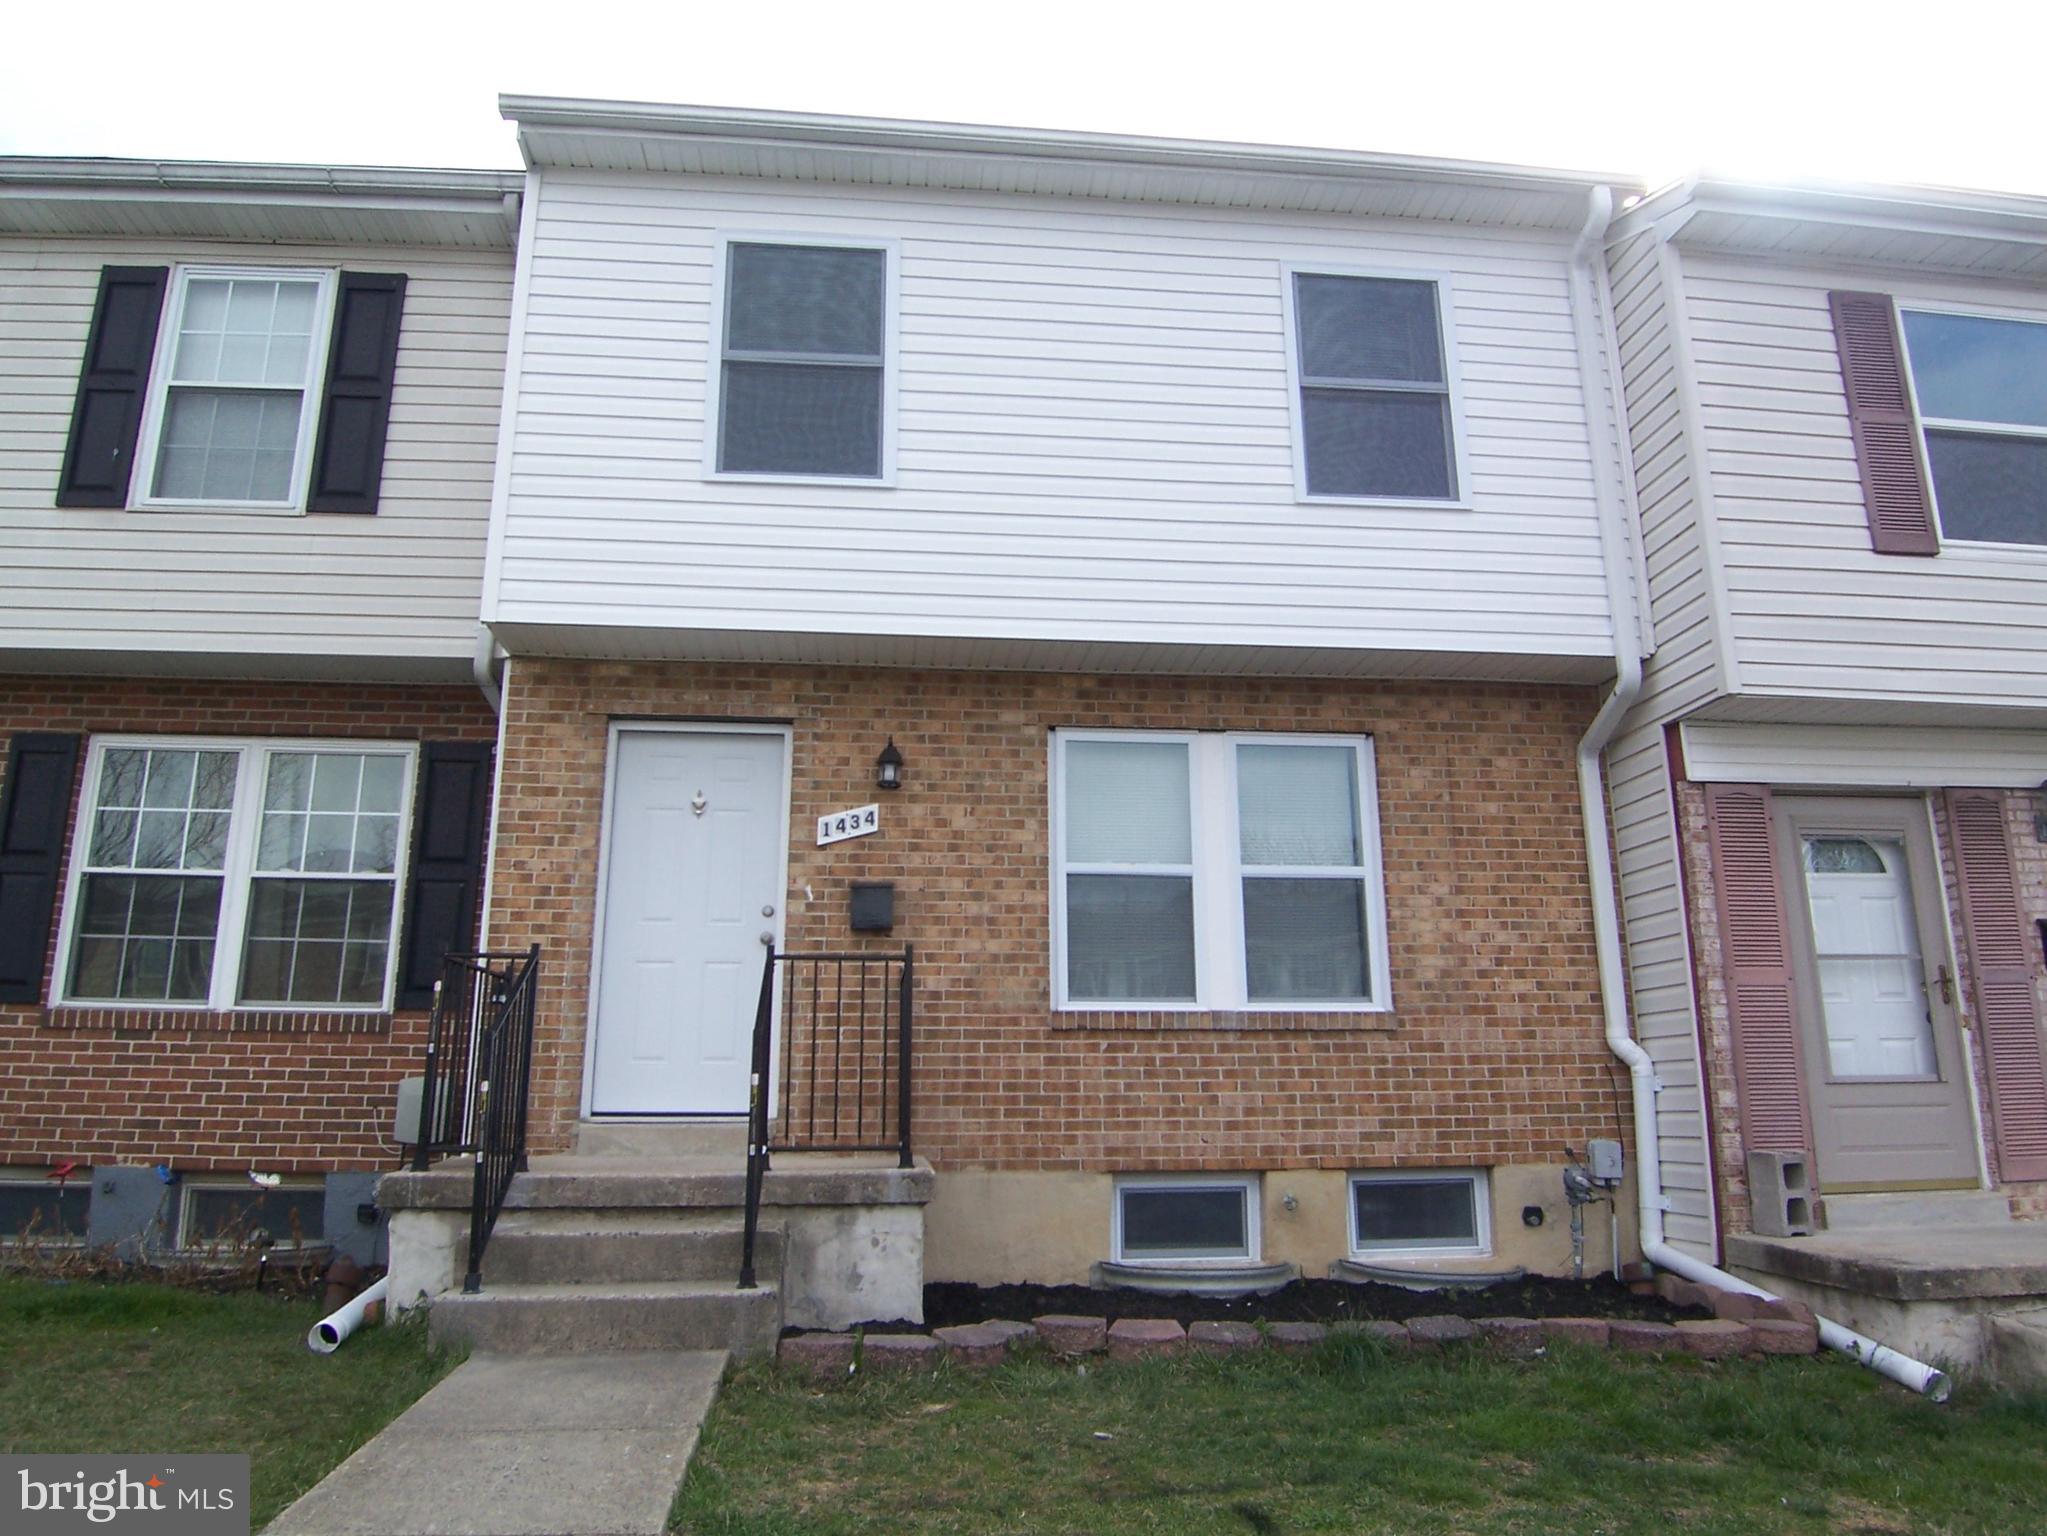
572;1119;748;1159
1823;1190;2014;1232
429;1279;783;1358
486;1218;784;1286
382;1156;932;1214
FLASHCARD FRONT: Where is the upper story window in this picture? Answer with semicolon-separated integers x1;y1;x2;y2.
139;270;333;507
712;240;893;481
55;738;416;1011
1285;269;1462;503
56;264;407;515
1899;309;2047;546
1052;730;1390;1011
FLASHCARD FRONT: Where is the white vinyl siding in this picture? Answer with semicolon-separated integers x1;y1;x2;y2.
490;170;1616;666
0;238;512;673
1679;722;2047;789
1682;256;2047;715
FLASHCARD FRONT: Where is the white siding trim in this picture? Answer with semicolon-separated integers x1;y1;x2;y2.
1656;238;1740;699
1680;721;2047;787
480;170;543;627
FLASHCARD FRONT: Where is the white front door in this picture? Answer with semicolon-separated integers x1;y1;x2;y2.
589;728;786;1115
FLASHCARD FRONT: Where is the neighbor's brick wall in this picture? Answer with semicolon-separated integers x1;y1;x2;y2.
1677;781;2047;1231
491;658;1631;1173
0;674;495;1175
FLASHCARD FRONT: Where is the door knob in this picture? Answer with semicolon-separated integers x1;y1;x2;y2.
762;904;776;917
760;932;774;946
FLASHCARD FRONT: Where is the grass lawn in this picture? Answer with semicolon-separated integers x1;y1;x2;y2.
0;1274;461;1528
674;1338;2047;1535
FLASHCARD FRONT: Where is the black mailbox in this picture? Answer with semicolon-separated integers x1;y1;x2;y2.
850;881;895;933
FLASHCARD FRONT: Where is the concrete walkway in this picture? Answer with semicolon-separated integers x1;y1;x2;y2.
265;1350;725;1536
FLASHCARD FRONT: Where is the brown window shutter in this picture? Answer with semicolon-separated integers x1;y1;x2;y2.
1945;790;2047;1182
1705;784;1813;1156
1828;291;1939;557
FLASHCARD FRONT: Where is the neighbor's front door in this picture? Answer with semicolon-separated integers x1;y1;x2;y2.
589;728;786;1115
1774;796;1978;1191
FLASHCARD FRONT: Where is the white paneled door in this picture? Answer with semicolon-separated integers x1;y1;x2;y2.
589;729;786;1115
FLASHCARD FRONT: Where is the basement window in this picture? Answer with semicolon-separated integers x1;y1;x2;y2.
0;1172;91;1243
1113;1175;1259;1264
179;1182;326;1252
1349;1171;1490;1259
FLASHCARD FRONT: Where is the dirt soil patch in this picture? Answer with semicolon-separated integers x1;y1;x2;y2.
832;1274;1699;1334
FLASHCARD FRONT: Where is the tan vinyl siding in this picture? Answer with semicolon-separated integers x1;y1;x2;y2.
0;239;511;669
491;170;1616;661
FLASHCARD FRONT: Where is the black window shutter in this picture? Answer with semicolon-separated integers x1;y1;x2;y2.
56;267;168;508
307;271;408;514
395;741;493;1009
0;733;83;1003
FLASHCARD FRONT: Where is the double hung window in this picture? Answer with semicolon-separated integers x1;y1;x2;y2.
1053;731;1388;1010
1287;270;1461;502
1899;309;2047;546
713;240;891;479
138;268;335;508
58;739;415;1010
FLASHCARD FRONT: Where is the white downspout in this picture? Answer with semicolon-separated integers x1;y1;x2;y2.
1564;188;1949;1400
471;624;503;715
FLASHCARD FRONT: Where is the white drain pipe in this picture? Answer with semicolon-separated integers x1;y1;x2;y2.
1564;188;1949;1401
308;1276;390;1354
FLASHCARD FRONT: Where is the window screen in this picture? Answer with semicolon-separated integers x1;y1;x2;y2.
0;1179;90;1241
1901;310;2047;545
1294;273;1457;500
720;243;886;477
182;1185;325;1249
1118;1182;1252;1260
1351;1175;1482;1253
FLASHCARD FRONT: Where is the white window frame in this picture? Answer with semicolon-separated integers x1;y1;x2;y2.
1347;1170;1492;1260
702;233;901;487
1111;1173;1261;1266
51;736;419;1014
0;1171;92;1245
1898;300;2047;555
177;1179;326;1252
130;265;338;515
1280;262;1471;509
1050;730;1391;1013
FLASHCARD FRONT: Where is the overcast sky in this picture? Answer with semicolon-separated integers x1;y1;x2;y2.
5;1;2043;198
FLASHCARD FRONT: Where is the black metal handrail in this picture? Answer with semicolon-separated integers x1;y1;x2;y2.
741;946;913;1289
410;947;542;1293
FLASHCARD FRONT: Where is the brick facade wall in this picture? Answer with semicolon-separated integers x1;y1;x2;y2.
0;674;496;1175
1675;779;2047;1232
490;658;1631;1174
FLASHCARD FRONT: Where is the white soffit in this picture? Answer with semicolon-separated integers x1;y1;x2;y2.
1621;176;2047;277
0;160;525;249
503;97;1641;231
1680;721;2047;789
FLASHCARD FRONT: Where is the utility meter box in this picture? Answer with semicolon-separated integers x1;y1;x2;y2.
1588;1139;1625;1184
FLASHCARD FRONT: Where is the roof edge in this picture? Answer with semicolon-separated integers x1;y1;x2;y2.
0;156;523;201
499;94;1643;197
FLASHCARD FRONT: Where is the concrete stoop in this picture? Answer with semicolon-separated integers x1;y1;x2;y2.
379;1136;933;1354
1727;1203;2047;1383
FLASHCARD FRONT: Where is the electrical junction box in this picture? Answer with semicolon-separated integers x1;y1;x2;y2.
849;881;896;933
1588;1139;1625;1184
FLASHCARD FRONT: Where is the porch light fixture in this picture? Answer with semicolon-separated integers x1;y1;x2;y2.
876;738;905;791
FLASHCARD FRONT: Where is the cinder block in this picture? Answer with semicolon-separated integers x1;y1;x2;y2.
1188;1320;1262;1355
1675;1319;1751;1358
1746;1151;1815;1237
1034;1314;1107;1355
1266;1321;1328;1355
779;1333;855;1381
1106;1318;1186;1361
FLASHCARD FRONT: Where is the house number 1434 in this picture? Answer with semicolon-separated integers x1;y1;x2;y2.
816;804;880;846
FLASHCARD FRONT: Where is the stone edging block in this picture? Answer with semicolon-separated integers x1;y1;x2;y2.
1107;1318;1187;1360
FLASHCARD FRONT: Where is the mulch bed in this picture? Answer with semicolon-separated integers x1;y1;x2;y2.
828;1274;1699;1335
